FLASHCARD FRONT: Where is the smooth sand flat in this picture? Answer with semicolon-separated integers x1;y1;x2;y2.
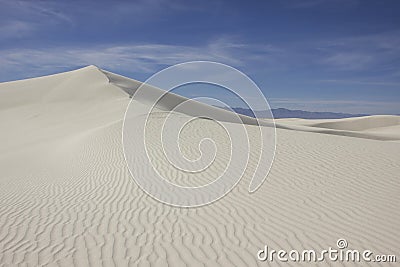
0;66;399;266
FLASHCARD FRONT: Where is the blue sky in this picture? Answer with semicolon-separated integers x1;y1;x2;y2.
0;0;399;114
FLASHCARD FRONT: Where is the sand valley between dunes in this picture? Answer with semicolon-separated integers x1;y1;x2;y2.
0;66;399;266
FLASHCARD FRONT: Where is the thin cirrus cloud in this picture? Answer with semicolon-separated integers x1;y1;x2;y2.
0;0;208;33
316;31;400;73
317;79;400;86
0;0;72;24
0;20;35;38
3;31;397;80
0;42;252;81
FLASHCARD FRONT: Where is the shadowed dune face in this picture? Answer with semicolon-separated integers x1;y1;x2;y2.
0;66;399;266
100;68;275;128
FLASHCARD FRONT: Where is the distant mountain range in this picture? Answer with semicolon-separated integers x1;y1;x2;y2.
216;107;368;119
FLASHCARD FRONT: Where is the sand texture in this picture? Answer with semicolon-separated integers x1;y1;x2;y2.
0;66;399;266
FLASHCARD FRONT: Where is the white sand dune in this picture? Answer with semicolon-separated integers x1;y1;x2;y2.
275;115;400;141
0;66;399;266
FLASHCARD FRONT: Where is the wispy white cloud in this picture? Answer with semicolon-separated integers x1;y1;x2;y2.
0;0;73;23
0;0;75;40
316;31;400;72
0;0;212;34
0;39;278;81
0;20;35;38
317;79;400;86
321;53;374;71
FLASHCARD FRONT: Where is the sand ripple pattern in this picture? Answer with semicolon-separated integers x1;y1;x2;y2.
122;62;276;207
0;66;399;266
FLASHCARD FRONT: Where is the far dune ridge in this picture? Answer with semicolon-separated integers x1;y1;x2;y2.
0;65;399;266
